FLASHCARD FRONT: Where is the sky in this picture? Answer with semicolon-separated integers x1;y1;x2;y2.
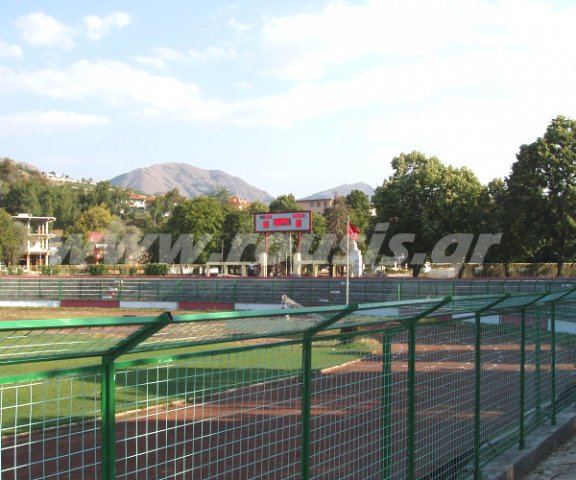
1;0;576;199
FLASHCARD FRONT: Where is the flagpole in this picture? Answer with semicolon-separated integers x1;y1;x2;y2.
346;216;350;305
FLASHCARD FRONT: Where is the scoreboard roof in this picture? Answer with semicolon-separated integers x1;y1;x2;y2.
254;211;312;233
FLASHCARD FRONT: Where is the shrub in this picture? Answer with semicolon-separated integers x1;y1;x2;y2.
88;264;107;276
144;263;170;276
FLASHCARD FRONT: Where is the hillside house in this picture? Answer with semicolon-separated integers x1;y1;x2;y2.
129;193;153;210
229;196;251;210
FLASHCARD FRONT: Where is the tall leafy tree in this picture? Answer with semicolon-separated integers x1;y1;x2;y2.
506;115;576;275
372;151;486;276
71;205;114;234
324;196;351;275
0;208;27;265
345;190;372;235
52;184;82;229
3;179;42;215
220;202;267;261
269;194;300;212
166;196;225;263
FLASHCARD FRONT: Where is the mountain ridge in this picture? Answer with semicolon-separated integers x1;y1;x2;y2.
299;181;374;200
109;162;274;203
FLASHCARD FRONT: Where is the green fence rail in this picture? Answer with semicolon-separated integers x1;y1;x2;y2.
2;289;576;478
0;276;574;305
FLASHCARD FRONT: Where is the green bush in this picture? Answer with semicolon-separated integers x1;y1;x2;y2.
144;263;170;276
88;264;107;276
40;265;56;276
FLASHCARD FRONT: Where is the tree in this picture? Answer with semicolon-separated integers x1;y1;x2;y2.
269;194;300;212
166;196;225;263
324;196;351;275
90;181;114;208
2;179;42;215
506;115;576;275
207;186;232;205
52;184;82;229
372;151;486;276
0;208;27;265
220;201;268;261
71;205;114;234
103;219;144;264
149;188;186;226
345;190;372;233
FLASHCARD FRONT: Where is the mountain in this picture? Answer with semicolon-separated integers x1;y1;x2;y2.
299;182;374;201
109;163;273;203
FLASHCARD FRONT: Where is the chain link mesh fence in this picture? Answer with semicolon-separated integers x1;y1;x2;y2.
1;287;576;479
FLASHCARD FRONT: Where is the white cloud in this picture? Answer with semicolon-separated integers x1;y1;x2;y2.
0;41;23;58
189;46;236;62
15;12;75;49
235;81;253;89
0;111;112;135
133;55;167;70
133;47;187;70
0;60;230;121
227;18;250;34
83;11;131;41
260;0;576;81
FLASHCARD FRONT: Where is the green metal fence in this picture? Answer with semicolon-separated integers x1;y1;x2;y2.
1;289;576;479
0;276;573;305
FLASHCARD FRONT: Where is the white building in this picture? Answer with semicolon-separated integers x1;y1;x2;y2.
11;213;56;269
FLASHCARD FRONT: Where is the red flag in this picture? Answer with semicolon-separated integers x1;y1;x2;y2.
348;222;360;241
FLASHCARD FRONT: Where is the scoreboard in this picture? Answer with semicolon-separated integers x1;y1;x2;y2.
254;211;312;233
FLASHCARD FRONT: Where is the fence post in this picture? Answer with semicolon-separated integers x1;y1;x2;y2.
474;312;482;479
551;303;557;425
407;321;417;480
519;307;527;449
381;333;393;480
396;283;401;302
301;332;313;480
58;280;62;302
101;356;117;480
534;309;543;422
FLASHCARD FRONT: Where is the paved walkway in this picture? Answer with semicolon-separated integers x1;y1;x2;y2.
522;433;576;479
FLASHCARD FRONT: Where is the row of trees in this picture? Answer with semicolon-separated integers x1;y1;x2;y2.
1;115;575;275
373;115;576;276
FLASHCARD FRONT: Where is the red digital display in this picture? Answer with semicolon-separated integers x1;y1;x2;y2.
273;218;291;227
